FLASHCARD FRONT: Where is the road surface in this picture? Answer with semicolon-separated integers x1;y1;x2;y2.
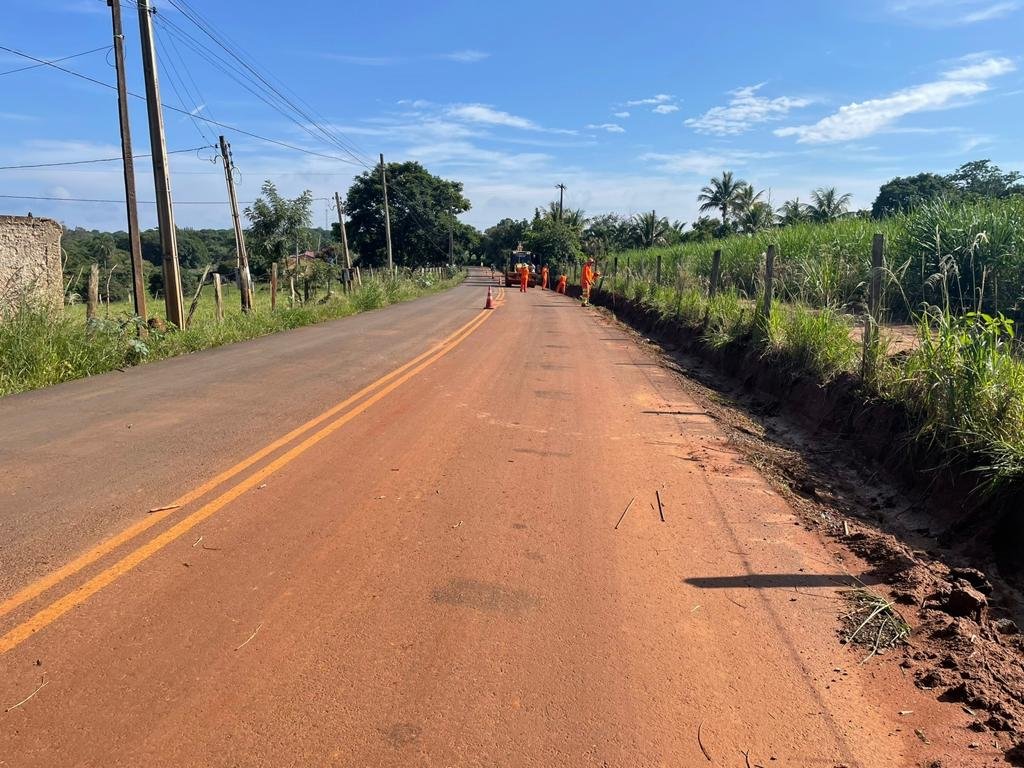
0;269;977;766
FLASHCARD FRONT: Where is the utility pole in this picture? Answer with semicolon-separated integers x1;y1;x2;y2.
218;135;253;312
108;0;146;321
556;183;567;221
379;153;394;271
448;208;454;265
334;192;351;269
137;0;184;327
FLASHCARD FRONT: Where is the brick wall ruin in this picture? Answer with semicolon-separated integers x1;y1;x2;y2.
0;215;63;313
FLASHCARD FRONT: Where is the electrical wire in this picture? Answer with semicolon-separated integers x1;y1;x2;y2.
0;145;213;171
0;45;112;77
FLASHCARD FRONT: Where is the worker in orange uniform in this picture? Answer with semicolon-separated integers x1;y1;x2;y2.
580;258;600;306
556;273;567;294
518;263;530;293
540;265;550;290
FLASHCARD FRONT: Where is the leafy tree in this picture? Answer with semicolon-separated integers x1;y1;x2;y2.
697;171;747;229
582;213;631;256
946;159;1023;199
733;183;765;218
481;218;530;265
244;181;314;275
524;217;581;275
807;187;853;223
345;160;470;268
738;202;775;234
537;202;587;234
632;210;672;248
871;173;956;218
684;216;719;243
777;198;810;226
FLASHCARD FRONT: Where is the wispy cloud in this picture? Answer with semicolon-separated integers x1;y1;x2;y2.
613;111;630;118
653;104;679;114
323;54;398;67
639;149;777;176
585;123;626;133
446;103;539;130
436;49;490;63
626;94;674;106
886;0;1019;25
775;54;1015;143
686;84;812;135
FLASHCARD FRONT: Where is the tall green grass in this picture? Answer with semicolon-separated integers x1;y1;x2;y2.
1;270;465;397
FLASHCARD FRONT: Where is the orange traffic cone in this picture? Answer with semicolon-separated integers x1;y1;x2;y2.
485;287;495;309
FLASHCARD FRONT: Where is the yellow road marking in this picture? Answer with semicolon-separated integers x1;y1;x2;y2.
0;308;490;625
0;308;492;654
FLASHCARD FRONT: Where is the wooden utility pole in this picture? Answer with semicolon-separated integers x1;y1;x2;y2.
87;263;100;321
218;135;253;312
108;0;146;320
448;209;455;264
709;249;722;298
334;192;351;270
379;153;393;271
556;183;566;221
270;262;278;310
137;0;184;328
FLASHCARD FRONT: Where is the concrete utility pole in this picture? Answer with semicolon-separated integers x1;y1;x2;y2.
379;153;394;271
108;0;146;321
556;183;567;221
218;135;253;312
448;209;454;265
137;0;184;327
334;192;351;269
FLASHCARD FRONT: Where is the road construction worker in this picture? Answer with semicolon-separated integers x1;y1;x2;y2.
541;265;550;290
519;264;530;293
555;273;567;294
580;258;600;306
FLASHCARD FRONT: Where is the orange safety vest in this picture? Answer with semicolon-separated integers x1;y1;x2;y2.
581;263;596;287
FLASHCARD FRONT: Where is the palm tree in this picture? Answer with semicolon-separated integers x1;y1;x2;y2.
738;202;775;234
541;201;587;233
632;210;672;248
697;171;747;226
807;187;853;223
777;198;810;226
733;183;765;218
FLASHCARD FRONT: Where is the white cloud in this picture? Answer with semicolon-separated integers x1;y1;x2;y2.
639;150;777;176
613;111;630;118
446;103;538;130
653;104;679;114
437;50;490;63
886;0;1019;25
323;54;398;66
775;55;1015;144
626;94;674;106
585;123;626;133
685;84;812;135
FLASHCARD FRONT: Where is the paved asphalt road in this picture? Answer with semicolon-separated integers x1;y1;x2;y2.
0;269;981;766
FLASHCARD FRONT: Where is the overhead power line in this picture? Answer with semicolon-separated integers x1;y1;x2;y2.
0;44;111;77
0;146;213;171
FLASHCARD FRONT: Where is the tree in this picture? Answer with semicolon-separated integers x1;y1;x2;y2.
582;213;632;256
697;171;747;229
244;181;314;275
807;187;853;223
946;159;1023;199
481;218;529;265
524;217;581;274
345;160;470;268
538;202;587;234
738;202;775;234
632;210;672;248
684;216;719;243
871;173;956;218
777;198;810;226
733;183;765;217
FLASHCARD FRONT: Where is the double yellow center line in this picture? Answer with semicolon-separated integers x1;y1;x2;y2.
0;306;493;654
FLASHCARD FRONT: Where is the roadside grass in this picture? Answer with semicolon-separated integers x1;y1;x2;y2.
1;270;465;397
599;198;1024;496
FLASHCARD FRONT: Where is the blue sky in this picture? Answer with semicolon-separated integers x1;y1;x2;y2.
1;0;1022;232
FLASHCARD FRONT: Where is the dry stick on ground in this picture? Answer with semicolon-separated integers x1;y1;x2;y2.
234;623;262;651
148;504;180;513
614;496;636;530
656;490;666;522
697;720;712;761
5;677;47;713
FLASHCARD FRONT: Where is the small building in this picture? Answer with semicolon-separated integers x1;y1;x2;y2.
0;215;63;314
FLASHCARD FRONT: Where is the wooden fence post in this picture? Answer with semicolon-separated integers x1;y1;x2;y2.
270;262;278;310
87;263;99;321
656;251;662;284
213;273;224;323
862;234;885;379
356;266;362;286
760;245;776;321
709;249;722;298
